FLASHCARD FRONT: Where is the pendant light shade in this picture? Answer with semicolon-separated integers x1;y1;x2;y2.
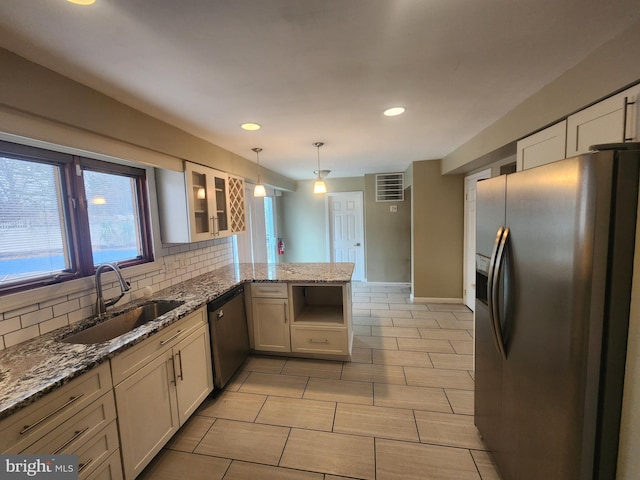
313;142;327;195
252;147;266;197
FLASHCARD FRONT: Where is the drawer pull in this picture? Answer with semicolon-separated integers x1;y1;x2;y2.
53;426;90;454
20;393;85;435
78;458;93;474
308;339;329;344
160;329;183;346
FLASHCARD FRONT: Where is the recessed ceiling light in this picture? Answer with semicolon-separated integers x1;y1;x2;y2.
383;106;406;117
241;123;261;131
66;0;96;5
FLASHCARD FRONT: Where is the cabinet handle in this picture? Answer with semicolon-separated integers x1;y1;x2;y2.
624;96;636;142
53;426;90;454
20;394;85;435
78;458;93;474
284;303;288;323
308;339;329;344
169;356;177;385
160;329;183;346
176;351;184;381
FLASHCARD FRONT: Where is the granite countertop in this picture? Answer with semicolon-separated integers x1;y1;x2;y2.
0;262;354;420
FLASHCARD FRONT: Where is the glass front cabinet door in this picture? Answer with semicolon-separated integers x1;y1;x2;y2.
185;163;230;241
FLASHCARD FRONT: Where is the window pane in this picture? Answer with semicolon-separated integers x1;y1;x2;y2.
0;156;70;285
84;170;142;265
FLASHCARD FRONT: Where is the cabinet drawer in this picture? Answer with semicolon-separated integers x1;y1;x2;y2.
251;282;288;298
111;307;206;385
0;362;113;454
85;449;123;480
290;326;348;355
22;390;117;455
76;421;121;480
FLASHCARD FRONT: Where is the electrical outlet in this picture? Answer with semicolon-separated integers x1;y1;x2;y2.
390;205;398;213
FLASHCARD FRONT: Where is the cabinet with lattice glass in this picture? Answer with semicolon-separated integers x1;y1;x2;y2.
155;162;246;243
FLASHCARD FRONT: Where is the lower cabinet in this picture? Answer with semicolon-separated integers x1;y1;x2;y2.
252;297;290;352
113;307;213;480
251;282;353;359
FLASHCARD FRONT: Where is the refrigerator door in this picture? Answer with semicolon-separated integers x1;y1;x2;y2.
500;154;607;480
474;175;506;464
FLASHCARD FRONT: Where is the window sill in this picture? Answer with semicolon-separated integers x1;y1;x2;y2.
0;261;163;314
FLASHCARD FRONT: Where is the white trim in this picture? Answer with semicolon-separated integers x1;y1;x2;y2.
463;168;492;311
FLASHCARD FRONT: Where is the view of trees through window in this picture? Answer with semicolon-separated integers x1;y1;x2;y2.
0;141;152;294
0;156;69;283
84;170;142;265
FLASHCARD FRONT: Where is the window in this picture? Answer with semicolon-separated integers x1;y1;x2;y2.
0;141;153;295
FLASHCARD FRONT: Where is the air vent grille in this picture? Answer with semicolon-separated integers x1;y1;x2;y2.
376;173;404;202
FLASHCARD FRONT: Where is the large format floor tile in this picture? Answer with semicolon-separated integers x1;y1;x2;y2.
333;402;419;441
139;284;502;480
138;450;230;480
376;438;481;480
374;382;452;413
195;419;289;465
255;396;336;431
238;371;308;397
280;428;376;480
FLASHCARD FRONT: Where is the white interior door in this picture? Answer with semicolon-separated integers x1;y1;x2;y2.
464;169;491;310
328;192;365;281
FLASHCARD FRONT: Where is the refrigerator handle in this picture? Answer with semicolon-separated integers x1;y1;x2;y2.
487;226;505;356
491;227;509;360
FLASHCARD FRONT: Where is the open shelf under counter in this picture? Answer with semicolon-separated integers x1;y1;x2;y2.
289;284;346;325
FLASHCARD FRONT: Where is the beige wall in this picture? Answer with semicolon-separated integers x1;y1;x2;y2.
411;160;464;300
364;174;411;282
0;48;295;190
442;20;640;174
279;178;365;264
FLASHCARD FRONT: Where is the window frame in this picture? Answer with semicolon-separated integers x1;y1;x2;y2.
0;140;154;296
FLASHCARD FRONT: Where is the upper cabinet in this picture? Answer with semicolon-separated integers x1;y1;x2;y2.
566;84;640;157
516;120;566;171
156;162;245;243
517;84;640;170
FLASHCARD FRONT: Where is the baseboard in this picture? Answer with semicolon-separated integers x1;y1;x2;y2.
410;296;464;304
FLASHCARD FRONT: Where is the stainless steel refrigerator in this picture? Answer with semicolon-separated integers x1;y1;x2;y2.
475;143;640;480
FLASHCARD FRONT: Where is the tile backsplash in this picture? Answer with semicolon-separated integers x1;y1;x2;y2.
0;237;233;350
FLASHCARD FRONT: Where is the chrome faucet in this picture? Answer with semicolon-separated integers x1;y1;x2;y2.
95;263;131;315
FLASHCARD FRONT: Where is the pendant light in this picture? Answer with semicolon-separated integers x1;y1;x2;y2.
313;142;327;194
252;147;266;197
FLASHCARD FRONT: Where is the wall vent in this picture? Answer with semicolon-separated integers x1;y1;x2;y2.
375;173;404;201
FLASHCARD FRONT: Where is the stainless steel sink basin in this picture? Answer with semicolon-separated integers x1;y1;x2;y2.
61;300;184;344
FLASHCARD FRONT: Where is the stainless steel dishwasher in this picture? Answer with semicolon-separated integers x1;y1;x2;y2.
207;285;249;388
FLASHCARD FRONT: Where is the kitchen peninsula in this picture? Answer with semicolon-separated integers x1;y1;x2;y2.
0;262;354;418
0;262;353;479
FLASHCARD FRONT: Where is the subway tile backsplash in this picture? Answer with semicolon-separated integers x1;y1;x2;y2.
0;237;233;350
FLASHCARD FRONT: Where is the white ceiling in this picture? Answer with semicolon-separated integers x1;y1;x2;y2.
0;0;638;180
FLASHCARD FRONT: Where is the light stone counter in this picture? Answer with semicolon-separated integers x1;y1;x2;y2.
0;262;354;420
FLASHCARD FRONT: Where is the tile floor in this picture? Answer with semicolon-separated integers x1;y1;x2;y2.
139;283;502;480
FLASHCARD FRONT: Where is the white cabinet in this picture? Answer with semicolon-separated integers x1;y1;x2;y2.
112;307;213;480
250;282;354;359
0;362;122;480
516;121;566;171
289;283;352;358
566;84;640;157
251;283;290;353
155;162;246;243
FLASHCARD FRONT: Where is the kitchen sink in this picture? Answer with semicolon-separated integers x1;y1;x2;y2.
60;300;184;344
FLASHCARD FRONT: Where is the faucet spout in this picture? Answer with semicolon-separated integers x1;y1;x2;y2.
95;263;131;315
